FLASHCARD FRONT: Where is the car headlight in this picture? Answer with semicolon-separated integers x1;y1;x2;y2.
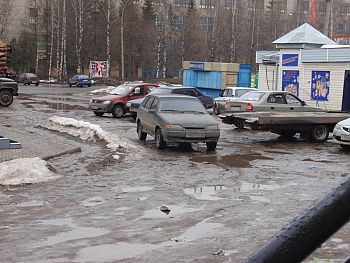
343;126;350;133
207;124;219;130
102;101;111;105
164;124;183;129
126;102;131;107
89;99;93;103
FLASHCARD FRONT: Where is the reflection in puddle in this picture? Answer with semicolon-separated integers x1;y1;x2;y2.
238;182;283;192
16;200;49;207
21;101;87;111
77;217;222;262
142;205;204;218
184;185;228;201
190;153;272;168
114;186;153;193
81;196;105;207
33;217;110;247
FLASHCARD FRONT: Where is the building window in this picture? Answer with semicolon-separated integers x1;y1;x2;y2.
175;0;189;7
342;3;350;16
29;8;38;24
319;0;326;14
276;0;287;13
338;24;346;34
155;15;164;26
200;16;213;31
248;0;264;12
151;0;162;6
175;16;184;29
302;0;309;13
200;0;215;9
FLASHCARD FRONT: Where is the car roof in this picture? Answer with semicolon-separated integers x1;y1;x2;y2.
225;87;255;90
123;82;159;87
150;94;196;99
157;85;195;90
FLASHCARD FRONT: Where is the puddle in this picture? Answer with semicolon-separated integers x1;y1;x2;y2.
178;218;223;241
33;217;110;247
238;182;284;192
183;185;228;201
77;242;163;262
16;200;49;207
81;196;105;207
76;217;222;262
142;205;204;219
113;186;153;193
190;153;272;168
21;101;87;111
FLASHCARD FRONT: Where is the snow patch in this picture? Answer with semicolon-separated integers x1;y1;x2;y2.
0;157;60;186
46;116;135;151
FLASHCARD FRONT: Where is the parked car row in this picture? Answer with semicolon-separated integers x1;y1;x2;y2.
88;82;350;152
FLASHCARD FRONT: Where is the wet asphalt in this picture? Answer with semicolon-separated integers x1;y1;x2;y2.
0;84;349;263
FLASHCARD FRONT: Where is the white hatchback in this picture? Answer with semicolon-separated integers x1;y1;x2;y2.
333;118;350;150
213;87;256;115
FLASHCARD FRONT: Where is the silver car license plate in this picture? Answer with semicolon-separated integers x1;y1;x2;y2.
186;133;205;138
90;106;98;110
341;134;350;141
231;106;241;111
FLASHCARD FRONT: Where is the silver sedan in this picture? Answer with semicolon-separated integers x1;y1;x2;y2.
136;95;220;151
333;118;350;150
221;91;323;114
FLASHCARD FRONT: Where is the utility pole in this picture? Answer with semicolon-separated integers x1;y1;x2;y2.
324;0;332;37
34;0;39;74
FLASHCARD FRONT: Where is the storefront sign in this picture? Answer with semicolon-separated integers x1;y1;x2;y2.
282;70;299;96
311;71;330;101
190;62;204;71
282;54;299;67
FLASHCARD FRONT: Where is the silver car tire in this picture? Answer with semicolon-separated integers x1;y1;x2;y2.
213;104;220;115
137;121;147;141
206;141;217;151
155;128;165;150
310;125;329;142
112;105;124;118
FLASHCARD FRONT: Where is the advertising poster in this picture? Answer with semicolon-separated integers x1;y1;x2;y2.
311;71;330;101
282;70;299;96
90;61;109;78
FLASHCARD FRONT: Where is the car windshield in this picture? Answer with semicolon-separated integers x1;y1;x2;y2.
26;73;37;77
236;89;253;98
159;98;207;114
109;85;132;95
78;75;89;79
149;88;172;95
238;92;265;102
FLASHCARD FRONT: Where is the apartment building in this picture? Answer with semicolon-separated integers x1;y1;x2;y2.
146;0;350;36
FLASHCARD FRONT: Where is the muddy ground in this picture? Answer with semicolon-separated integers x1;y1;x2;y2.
0;85;349;263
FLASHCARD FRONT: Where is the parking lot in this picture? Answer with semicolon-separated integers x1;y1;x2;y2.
0;84;349;262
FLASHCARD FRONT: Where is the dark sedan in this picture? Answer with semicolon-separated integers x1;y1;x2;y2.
68;75;92;87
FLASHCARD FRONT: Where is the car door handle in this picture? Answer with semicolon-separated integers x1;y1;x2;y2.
271;107;275;110
290;107;294;110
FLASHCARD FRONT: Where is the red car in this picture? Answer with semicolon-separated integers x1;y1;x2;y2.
17;73;40;86
88;82;159;118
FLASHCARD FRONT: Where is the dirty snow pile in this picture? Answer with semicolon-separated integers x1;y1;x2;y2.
90;86;115;94
46;116;134;151
0;157;60;186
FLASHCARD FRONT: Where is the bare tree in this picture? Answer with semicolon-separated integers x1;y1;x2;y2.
0;0;14;41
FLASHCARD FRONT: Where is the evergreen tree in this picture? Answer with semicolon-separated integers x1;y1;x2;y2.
142;0;155;21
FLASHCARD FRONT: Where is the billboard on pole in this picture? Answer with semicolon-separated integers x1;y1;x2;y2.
90;61;109;78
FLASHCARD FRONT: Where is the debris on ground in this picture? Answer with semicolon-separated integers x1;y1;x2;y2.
160;205;171;215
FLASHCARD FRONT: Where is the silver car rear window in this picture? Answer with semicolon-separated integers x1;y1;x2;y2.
238;92;265;102
159;98;206;113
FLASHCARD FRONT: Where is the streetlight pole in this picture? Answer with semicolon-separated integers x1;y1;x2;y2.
120;0;130;82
